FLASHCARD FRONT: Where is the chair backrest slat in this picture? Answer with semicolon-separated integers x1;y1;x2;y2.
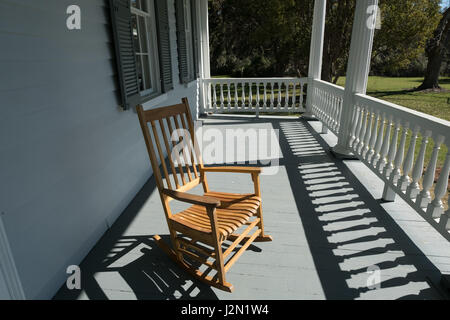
136;98;203;194
183;97;204;170
159;119;181;189
173;115;194;182
150;120;172;190
165;116;188;186
180;113;199;179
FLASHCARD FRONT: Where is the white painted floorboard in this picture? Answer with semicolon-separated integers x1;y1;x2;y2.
54;117;449;300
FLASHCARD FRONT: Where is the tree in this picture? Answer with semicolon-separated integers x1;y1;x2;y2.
372;0;441;76
209;0;313;77
209;0;441;83
321;0;441;83
417;7;450;90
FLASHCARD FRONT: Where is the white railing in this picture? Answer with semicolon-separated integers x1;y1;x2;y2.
349;93;450;237
200;76;450;237
202;78;308;115
311;79;345;135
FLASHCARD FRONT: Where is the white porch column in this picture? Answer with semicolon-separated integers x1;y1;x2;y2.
332;0;378;157
304;0;327;118
197;0;211;116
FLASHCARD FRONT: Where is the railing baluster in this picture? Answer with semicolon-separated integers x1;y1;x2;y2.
235;82;239;110
427;152;450;218
207;82;212;111
383;120;400;178
334;96;340;132
227;82;232;110
284;82;289;109
212;84;217;112
406;131;430;199
362;110;374;158
329;95;335;130
249;82;253;110
292;82;297;110
366;111;379;163
256;82;260;117
321;93;329;134
270;82;275;111
399;125;419;190
277;82;282;110
326;93;332;128
371;114;386;168
220;83;224;111
382;119;402;202
263;83;267;112
300;81;304;111
390;122;409;186
353;106;364;151
357;107;369;153
242;82;246;109
376;117;393;173
417;135;444;208
349;105;361;147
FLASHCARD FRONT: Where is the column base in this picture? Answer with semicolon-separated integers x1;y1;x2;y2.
301;112;319;121
331;145;359;160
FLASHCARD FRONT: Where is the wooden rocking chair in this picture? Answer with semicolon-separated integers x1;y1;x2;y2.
136;98;272;292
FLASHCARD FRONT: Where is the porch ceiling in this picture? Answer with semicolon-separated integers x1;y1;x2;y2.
54;117;450;300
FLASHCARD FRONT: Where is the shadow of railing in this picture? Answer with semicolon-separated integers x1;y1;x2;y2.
271;119;445;299
54;116;447;300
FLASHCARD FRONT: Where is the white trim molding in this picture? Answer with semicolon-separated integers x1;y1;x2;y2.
0;216;26;300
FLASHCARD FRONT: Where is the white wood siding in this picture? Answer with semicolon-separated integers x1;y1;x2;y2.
0;0;197;299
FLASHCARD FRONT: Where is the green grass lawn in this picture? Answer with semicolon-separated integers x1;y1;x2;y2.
336;76;450;121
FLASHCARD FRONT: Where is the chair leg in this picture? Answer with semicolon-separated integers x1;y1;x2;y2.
169;228;184;262
207;207;228;287
255;206;273;242
212;238;227;285
252;173;273;242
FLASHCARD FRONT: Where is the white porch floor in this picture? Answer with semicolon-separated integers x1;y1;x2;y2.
54;116;450;300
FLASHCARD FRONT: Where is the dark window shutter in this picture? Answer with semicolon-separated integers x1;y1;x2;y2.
109;0;140;110
176;0;189;83
155;0;173;93
190;0;199;78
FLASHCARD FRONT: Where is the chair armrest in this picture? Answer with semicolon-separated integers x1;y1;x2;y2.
162;189;221;208
200;166;262;174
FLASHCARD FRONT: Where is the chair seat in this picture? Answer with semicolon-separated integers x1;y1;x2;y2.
170;192;261;238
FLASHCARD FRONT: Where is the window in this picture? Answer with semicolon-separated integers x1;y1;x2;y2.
176;0;198;84
131;0;159;96
109;0;173;110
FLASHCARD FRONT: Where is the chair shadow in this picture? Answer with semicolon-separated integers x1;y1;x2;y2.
55;234;219;300
54;178;219;300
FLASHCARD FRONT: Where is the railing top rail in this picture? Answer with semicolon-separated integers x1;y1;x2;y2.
354;93;450;140
313;79;345;92
313;79;345;97
203;77;308;82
